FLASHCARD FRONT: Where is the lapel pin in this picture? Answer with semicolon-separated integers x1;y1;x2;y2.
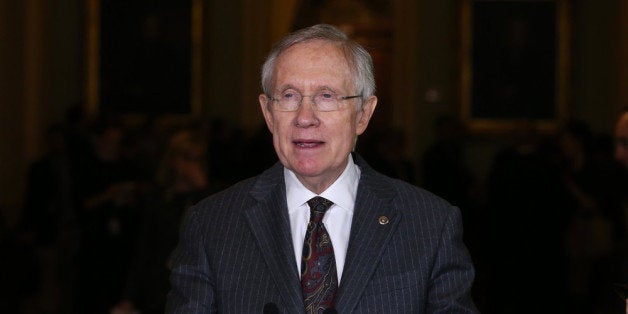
378;216;389;225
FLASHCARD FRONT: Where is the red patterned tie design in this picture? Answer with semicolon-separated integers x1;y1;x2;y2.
301;196;337;313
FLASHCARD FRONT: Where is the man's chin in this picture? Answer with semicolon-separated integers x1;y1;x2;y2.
291;166;323;179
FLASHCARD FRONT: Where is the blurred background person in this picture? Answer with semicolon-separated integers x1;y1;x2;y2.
559;120;625;313
421;115;484;305
614;106;628;311
113;128;211;314
422;115;477;210
74;118;144;313
483;121;569;313
4;125;76;313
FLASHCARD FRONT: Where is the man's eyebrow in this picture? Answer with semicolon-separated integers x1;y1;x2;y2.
277;84;298;92
312;85;340;94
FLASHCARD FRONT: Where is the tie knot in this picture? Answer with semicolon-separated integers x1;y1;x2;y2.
307;196;333;222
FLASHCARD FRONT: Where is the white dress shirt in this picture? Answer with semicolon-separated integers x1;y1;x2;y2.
284;156;360;283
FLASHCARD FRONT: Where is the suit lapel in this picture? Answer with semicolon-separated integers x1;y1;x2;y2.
242;157;401;312
335;156;401;312
244;163;303;310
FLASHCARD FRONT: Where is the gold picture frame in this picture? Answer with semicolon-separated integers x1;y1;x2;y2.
86;0;203;119
460;0;570;134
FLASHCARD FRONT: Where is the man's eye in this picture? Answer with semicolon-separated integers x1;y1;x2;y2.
320;93;333;99
283;92;295;99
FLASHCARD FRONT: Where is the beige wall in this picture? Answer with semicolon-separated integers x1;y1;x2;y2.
621;0;628;110
571;0;625;133
0;0;82;226
1;0;30;226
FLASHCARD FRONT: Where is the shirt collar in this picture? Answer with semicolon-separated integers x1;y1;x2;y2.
284;155;360;213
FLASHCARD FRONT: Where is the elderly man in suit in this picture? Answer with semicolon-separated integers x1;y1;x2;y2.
166;24;477;313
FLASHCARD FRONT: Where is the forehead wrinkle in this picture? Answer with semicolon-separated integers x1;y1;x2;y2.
278;85;339;93
271;41;355;97
274;73;349;95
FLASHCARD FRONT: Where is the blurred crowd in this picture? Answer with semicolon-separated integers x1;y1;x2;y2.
1;106;276;314
362;115;628;314
1;106;627;314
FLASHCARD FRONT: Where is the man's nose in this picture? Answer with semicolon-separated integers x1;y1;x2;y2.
294;96;319;127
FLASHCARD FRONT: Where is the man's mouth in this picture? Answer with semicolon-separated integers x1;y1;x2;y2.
294;141;323;148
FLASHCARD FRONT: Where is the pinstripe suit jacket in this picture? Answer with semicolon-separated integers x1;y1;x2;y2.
166;154;478;313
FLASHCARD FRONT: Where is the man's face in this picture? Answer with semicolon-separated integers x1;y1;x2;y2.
259;40;376;193
615;112;628;169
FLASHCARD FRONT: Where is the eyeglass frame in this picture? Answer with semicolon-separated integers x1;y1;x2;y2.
267;90;363;112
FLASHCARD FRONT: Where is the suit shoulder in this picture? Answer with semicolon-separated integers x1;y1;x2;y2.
186;175;259;219
189;162;283;215
367;170;458;220
371;170;452;206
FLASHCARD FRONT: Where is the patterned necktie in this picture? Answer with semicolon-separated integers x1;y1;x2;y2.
301;196;338;313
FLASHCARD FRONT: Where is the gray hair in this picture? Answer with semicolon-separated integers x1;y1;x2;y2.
260;24;376;108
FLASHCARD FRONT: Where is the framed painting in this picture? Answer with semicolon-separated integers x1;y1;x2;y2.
460;0;570;133
86;0;203;117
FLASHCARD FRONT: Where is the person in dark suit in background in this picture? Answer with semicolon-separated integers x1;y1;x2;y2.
614;106;628;312
113;129;212;314
166;24;477;313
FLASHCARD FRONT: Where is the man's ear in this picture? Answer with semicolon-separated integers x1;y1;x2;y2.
259;94;274;133
356;95;377;136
